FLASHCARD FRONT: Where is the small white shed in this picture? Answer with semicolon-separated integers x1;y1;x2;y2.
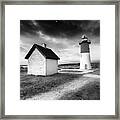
25;44;60;76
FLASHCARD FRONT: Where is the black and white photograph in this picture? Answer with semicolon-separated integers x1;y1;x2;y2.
20;20;100;100
3;2;117;117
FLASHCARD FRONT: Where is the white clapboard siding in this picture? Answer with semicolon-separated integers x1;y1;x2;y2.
46;59;58;75
28;49;46;75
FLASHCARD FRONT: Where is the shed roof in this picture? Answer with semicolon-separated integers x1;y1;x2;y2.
25;44;60;60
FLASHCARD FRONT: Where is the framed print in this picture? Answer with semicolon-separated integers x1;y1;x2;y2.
0;0;119;119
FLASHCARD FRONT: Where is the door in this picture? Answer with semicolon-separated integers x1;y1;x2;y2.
85;64;87;69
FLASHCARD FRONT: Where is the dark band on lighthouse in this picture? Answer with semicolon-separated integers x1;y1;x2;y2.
79;40;91;53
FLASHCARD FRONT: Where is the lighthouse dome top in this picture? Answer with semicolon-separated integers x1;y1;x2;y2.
79;34;91;45
81;34;88;40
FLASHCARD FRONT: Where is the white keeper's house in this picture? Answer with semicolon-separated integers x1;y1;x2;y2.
25;43;60;76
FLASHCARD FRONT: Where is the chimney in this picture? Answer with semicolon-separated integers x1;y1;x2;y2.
42;43;46;48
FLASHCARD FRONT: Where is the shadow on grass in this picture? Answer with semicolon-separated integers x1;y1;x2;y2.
59;81;100;100
20;73;82;100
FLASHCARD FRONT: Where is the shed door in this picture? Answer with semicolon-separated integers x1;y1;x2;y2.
85;64;87;69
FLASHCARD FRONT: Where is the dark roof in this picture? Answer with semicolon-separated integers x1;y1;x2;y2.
25;44;60;60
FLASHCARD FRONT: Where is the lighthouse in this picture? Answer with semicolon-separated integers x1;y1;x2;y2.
79;35;91;70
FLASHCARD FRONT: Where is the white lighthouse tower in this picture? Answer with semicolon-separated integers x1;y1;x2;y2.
79;35;91;70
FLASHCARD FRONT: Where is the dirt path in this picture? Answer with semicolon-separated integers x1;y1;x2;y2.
27;74;100;100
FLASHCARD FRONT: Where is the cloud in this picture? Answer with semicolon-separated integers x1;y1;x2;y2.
37;30;64;44
90;44;100;62
36;30;70;49
20;46;28;65
57;46;80;64
20;20;100;38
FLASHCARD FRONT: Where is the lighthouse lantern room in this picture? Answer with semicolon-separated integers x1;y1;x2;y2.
79;35;91;70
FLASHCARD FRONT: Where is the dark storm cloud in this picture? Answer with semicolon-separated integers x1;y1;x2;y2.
20;20;39;35
20;20;100;38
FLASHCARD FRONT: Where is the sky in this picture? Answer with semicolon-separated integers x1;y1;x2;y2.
20;20;100;65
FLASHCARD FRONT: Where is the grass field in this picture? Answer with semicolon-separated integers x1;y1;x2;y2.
59;81;100;100
20;69;100;100
20;73;82;99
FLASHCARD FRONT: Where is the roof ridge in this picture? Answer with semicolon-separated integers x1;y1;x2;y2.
25;44;60;60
